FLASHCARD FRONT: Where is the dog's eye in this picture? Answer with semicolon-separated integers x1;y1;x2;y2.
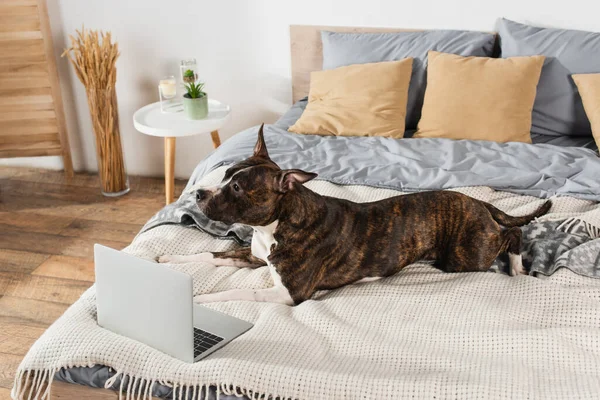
232;183;240;192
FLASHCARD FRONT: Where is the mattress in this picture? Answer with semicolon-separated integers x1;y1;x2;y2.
53;99;600;399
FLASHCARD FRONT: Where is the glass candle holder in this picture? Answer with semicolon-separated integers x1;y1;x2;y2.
180;58;199;86
158;76;181;112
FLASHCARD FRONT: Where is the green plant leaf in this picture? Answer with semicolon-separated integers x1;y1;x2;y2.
184;81;206;98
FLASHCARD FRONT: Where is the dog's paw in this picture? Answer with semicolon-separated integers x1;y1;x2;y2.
157;255;187;264
511;266;528;276
509;253;527;276
194;294;215;304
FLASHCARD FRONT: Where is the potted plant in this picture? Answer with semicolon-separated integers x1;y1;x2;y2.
183;81;208;120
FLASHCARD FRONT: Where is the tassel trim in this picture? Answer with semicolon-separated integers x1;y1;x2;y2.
557;217;600;239
13;368;286;400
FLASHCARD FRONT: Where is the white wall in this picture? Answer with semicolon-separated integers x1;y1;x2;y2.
3;0;599;179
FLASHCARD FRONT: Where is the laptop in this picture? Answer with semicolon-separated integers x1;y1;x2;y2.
94;244;253;363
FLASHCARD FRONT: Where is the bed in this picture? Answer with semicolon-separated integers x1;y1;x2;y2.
14;25;600;400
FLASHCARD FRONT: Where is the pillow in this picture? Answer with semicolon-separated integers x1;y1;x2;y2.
414;51;545;143
274;96;308;130
572;74;600;148
321;30;496;130
288;59;413;138
498;18;600;137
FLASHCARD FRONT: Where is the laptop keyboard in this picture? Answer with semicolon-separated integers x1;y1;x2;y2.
193;328;224;358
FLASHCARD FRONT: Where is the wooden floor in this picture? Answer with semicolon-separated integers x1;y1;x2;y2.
0;167;186;399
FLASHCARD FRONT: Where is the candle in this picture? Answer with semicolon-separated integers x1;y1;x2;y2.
159;78;176;98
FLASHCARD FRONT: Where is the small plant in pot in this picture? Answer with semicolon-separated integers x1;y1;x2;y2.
183;82;207;120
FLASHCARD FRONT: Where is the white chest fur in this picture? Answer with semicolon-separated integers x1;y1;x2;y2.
251;220;278;262
180;219;293;305
250;220;286;288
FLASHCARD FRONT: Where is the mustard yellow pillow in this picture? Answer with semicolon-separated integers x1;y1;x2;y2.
288;59;413;138
573;73;600;149
414;51;545;143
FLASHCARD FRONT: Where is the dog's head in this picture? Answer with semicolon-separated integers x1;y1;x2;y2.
196;124;317;226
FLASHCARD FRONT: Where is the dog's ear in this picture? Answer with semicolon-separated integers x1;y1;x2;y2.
253;123;270;159
275;169;318;193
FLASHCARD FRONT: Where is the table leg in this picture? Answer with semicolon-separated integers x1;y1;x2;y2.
164;137;176;204
211;130;221;148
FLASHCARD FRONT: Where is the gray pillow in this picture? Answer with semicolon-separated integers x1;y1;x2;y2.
321;30;496;131
498;18;600;137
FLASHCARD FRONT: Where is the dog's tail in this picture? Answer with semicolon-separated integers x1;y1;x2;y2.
484;200;552;227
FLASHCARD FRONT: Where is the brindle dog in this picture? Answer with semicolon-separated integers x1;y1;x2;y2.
160;124;551;305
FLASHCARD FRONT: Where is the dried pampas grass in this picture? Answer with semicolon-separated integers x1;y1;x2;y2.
63;28;128;195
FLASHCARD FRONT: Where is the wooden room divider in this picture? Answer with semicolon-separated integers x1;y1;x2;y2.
0;0;73;177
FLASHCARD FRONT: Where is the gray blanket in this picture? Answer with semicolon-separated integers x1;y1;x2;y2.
185;125;600;200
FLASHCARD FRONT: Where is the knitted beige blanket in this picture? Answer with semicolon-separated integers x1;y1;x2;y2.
13;167;600;400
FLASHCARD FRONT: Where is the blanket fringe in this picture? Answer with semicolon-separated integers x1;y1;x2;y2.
13;368;279;400
27;370;38;399
11;368;58;400
557;217;600;239
105;371;122;389
118;372;126;400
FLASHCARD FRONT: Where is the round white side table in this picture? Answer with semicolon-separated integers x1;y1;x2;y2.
133;99;231;204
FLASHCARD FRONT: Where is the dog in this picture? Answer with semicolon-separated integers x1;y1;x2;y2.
160;124;551;306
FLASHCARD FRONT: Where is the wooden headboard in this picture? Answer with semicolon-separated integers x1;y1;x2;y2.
289;25;498;103
290;25;422;102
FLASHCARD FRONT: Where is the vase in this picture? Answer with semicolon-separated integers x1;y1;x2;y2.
180;58;199;86
86;86;130;197
183;94;208;120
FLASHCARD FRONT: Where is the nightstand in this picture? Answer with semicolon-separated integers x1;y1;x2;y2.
133;99;231;204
